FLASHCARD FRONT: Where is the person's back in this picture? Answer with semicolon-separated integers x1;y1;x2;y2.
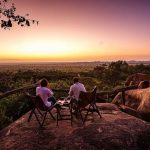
69;77;86;100
36;78;54;108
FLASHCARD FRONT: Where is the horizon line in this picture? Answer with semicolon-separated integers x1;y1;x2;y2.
0;60;150;64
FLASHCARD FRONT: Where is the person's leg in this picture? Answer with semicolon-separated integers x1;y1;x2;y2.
71;98;78;113
48;96;56;105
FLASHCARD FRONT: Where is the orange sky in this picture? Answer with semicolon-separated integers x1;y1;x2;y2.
0;0;150;62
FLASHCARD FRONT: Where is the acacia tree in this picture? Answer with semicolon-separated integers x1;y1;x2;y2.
0;0;38;29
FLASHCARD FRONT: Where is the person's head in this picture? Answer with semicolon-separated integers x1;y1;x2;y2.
40;78;48;87
73;77;79;83
138;80;149;89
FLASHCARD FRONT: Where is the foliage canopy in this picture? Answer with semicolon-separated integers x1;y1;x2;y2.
1;61;150;129
0;0;38;29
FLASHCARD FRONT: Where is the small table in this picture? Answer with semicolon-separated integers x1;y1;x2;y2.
56;98;73;126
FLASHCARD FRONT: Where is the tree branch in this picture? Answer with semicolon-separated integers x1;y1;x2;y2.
0;0;38;29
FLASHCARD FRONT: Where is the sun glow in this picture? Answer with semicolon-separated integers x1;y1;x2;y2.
16;40;83;59
21;40;68;56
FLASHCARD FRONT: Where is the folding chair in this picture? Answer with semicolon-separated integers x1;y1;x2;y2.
25;93;56;127
75;86;102;124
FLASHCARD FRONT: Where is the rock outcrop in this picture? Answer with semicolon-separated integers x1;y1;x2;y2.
112;87;150;121
0;103;150;150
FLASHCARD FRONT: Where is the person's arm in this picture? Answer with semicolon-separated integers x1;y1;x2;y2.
69;90;74;97
68;85;74;97
36;87;40;96
82;84;86;92
47;88;54;97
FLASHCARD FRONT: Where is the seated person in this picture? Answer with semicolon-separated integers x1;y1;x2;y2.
68;77;86;101
36;78;56;108
138;80;149;89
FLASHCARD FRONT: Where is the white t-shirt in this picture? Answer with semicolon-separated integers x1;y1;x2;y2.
36;86;54;107
69;82;86;100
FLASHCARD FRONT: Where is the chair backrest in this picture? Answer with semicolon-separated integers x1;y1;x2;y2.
35;95;48;111
91;86;97;103
78;86;97;108
25;92;48;111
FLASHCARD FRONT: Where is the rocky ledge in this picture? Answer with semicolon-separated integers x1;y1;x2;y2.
0;103;150;150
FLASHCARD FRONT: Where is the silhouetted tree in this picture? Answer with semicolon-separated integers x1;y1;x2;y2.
0;0;38;29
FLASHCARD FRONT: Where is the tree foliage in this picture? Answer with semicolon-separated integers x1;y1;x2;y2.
93;60;150;87
0;0;38;29
1;61;150;129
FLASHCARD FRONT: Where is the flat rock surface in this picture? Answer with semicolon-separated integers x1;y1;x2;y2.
0;103;150;150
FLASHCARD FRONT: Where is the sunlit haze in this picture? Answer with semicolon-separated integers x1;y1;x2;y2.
0;0;150;62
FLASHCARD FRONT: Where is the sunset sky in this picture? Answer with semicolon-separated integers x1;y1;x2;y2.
0;0;150;62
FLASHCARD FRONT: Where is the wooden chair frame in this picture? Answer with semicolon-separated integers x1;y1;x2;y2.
26;94;56;127
74;86;102;124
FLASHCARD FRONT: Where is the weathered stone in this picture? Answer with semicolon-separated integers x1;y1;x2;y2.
0;103;149;150
112;88;150;121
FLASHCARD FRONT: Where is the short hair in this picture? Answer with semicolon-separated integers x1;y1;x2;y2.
73;77;79;83
40;78;48;87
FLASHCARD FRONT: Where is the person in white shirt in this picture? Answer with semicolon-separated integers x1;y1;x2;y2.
69;77;86;100
36;78;56;108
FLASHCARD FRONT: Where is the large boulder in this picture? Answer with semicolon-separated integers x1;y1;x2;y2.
112;87;150;121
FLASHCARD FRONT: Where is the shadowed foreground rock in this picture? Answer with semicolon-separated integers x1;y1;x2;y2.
0;103;150;150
